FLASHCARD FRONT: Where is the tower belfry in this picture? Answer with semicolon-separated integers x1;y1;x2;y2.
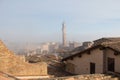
62;22;67;47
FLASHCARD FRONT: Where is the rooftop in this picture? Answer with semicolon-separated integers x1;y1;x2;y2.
62;38;120;61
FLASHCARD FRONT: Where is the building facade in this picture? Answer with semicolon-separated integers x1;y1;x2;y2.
62;42;120;75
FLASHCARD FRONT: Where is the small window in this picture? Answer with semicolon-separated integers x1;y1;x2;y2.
107;57;115;72
90;62;96;74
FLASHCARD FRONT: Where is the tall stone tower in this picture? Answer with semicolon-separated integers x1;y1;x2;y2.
62;22;67;47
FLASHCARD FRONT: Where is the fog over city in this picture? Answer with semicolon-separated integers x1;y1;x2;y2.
1;0;120;44
1;1;120;79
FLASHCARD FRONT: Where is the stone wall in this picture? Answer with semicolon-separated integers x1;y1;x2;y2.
7;62;47;76
39;74;119;80
65;48;104;74
105;48;120;73
0;40;47;76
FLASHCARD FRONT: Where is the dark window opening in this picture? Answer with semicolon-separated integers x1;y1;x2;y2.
107;57;115;72
90;62;95;74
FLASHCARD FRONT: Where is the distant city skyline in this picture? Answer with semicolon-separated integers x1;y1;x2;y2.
1;0;120;43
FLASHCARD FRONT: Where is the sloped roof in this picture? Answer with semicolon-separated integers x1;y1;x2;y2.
102;42;120;52
62;42;120;61
94;37;120;42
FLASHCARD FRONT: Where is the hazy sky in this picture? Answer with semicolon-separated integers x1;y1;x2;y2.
1;0;120;43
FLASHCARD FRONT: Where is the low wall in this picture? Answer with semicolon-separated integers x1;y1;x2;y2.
38;74;119;80
9;62;48;76
16;75;50;80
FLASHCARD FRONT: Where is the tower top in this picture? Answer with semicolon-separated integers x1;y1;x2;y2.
62;21;65;24
62;22;66;30
62;22;65;25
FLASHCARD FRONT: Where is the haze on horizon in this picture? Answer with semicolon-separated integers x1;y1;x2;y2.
1;0;120;44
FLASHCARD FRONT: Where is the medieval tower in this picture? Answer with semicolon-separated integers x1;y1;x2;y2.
62;22;67;47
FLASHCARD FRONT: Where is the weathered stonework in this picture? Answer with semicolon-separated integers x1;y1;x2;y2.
39;74;119;80
0;40;47;76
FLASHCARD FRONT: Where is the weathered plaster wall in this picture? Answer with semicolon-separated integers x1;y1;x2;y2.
66;48;104;74
105;49;120;73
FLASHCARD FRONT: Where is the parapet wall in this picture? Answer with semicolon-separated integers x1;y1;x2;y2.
40;74;119;80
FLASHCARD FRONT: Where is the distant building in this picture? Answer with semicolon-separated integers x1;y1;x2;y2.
69;42;82;50
27;50;36;56
49;42;59;53
41;43;49;54
36;48;42;54
83;41;93;49
40;42;60;54
70;41;93;55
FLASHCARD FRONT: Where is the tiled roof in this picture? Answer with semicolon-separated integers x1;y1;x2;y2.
102;42;120;52
93;38;120;44
62;42;120;61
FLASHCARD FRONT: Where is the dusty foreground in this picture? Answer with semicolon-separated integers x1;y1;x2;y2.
1;73;120;80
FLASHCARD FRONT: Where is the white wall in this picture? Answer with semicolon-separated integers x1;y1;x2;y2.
105;49;120;73
66;48;104;74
